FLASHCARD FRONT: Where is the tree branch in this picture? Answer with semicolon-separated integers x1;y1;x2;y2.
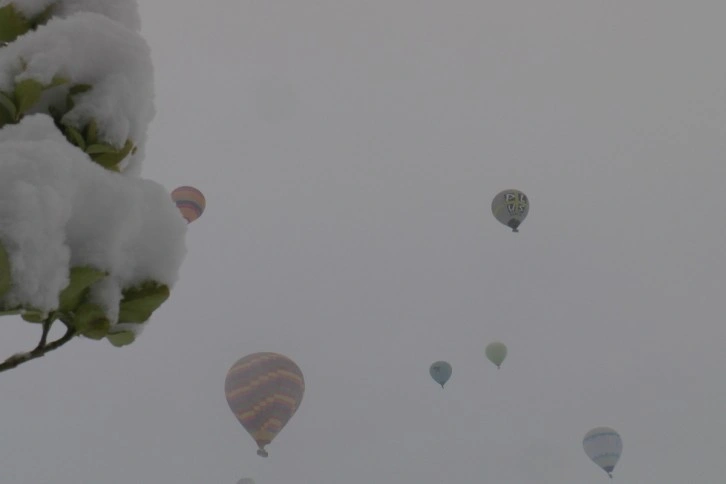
36;317;53;349
0;319;76;373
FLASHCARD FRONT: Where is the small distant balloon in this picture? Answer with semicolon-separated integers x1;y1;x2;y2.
171;186;205;223
491;189;529;232
429;361;452;388
583;427;622;478
485;342;507;369
225;352;305;457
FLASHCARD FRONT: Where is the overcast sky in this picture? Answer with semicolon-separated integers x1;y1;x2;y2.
3;1;726;483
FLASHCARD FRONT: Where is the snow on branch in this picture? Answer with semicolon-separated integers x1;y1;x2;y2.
0;115;187;347
0;8;154;174
0;0;195;371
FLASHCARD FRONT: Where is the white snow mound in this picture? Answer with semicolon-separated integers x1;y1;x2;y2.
0;114;187;321
0;11;154;174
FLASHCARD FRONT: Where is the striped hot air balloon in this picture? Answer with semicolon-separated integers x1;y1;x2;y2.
225;352;305;457
171;186;205;223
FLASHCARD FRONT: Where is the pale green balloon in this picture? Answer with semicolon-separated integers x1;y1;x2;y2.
429;361;452;388
485;342;507;368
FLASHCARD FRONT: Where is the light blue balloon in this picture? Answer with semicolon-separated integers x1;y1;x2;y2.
429;361;452;388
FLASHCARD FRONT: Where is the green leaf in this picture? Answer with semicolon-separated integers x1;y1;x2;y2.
106;331;135;347
0;308;22;317
21;309;46;323
85;143;118;155
28;4;55;29
0;104;11;127
0;239;11;299
91;149;124;164
91;155;124;171
72;302;110;339
45;76;69;90
66;84;92;112
14;78;43;116
0;5;31;43
47;105;62;121
65;93;74;111
84;119;98;145
119;139;134;157
118;282;170;323
58;266;107;313
91;140;135;169
0;91;17;121
68;83;92;96
63;124;86;150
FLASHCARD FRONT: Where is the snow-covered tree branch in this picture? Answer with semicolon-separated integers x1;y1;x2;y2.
0;0;191;373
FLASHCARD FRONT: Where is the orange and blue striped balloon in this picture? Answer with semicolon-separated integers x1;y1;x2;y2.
224;352;305;457
171;186;205;223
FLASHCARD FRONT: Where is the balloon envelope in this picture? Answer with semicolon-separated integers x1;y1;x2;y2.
485;342;507;368
225;352;305;457
171;185;205;223
583;427;622;477
491;189;529;232
429;361;452;388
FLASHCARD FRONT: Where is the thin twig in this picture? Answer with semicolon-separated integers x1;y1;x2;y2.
0;320;76;373
35;316;54;350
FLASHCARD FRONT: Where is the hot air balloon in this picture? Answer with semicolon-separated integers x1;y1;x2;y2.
429;361;452;388
171;186;205;223
485;342;507;369
583;427;622;478
491;189;529;232
225;352;305;457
